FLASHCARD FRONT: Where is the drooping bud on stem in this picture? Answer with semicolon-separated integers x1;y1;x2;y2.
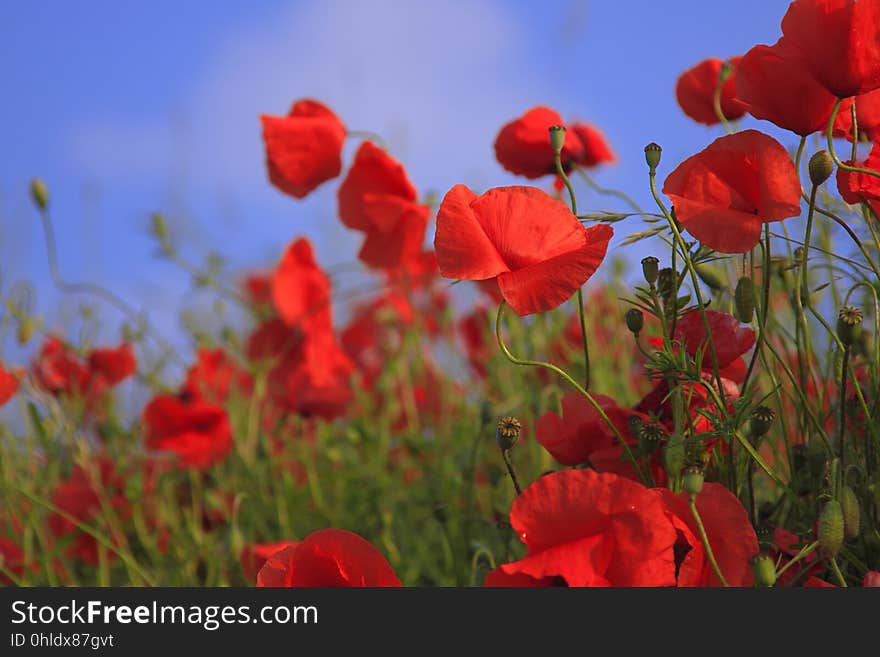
30;178;48;211
836;306;863;347
496;416;521;451
625;308;644;336
841;485;860;540
818;499;845;557
641;256;659;286
734;276;755;323
644;142;662;172
549;125;566;156
808;150;834;187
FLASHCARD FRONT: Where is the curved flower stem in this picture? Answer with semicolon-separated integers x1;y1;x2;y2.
774;540;818;580
712;75;733;135
555;150;591;391
495;301;646;485
688;496;728;586
829;556;848;587
827;98;880;180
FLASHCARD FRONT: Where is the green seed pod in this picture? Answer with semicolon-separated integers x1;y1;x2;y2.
657;267;676;302
818;500;845;557
644;142;662;172
638;422;666;455
750;553;777;587
30;178;49;211
734;276;756;323
841;485;860;541
548;125;566;155
496;416;521;451
664;440;685;483
695;264;726;292
625;308;644;336
836;306;863;347
808;150;834;187
748;406;776;442
682;466;704;497
641;256;660;286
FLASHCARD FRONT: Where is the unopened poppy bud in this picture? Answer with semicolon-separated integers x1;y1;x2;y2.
682;465;704;497
16;317;34;346
150;212;169;241
695;264;726;292
734;276;755;323
641;256;659;286
657;267;675;301
841;485;860;541
625;308;644;336
30;178;48;211
548;125;566;155
664;440;685;482
750;553;776;587
818;499;845;557
644;142;662;172
496;416;521;451
749;406;775;441
808;150;834;187
836;306;863;347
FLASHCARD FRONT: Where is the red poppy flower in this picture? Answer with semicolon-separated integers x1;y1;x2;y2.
256;529;401;587
836;141;880;204
653;483;758;586
143;394;232;469
864;571;880;587
0;364;19;407
674;310;756;369
780;0;880;99
48;459;130;564
771;528;824;586
183;348;253;403
676;57;747;126
337;142;430;270
736;40;836;136
494;107;614;178
271;237;333;332
0;537;29;585
434;185;613;315
662;130;802;253
261;99;346;199
32;337;90;397
486;469;679;586
240;540;300;581
87;343;136;387
242;272;273;308
832;90;880;141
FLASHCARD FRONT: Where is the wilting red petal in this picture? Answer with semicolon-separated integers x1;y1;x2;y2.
271;237;332;332
435;185;612;315
663;130;801;253
261;99;345;199
781;0;880;98
494;106;585;179
674;310;755;369
676;57;746;126
256;529;401;587
736;40;836;136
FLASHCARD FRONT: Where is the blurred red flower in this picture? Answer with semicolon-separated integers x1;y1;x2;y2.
780;0;880;99
337;141;430;271
261;99;346;199
0;364;20;407
494;106;614;179
674;310;756;369
183;348;253;404
662;130;801;253
32;337;136;405
87;343;137;388
676;57;746;126
736;40;835;136
271;237;333;332
143;393;233;469
484;469;679;586
256;529;401;587
434;185;612;315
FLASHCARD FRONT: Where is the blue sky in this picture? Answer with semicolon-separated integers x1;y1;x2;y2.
0;0;793;368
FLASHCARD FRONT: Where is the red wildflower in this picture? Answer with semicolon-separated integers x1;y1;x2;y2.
780;0;880;99
674;310;756;369
143;394;233;469
832;90;880;141
183;348;252;404
736;40;836;136
485;469;679;586
256;529;401;587
337;141;430;271
240;540;299;581
864;571;880;587
242;272;273;309
434;185;612;315
836;141;880;205
32;337;90;396
0;537;28;585
653;483;758;586
662;130;801;253
676;57;746;126
87;343;136;388
271;237;333;332
494;106;614;179
0;364;19;407
261;99;346;199
771;527;824;586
